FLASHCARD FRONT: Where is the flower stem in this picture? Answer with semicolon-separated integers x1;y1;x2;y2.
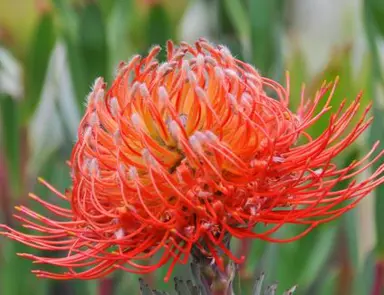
190;238;236;295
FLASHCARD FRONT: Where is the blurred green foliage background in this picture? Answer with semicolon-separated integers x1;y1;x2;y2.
0;0;384;294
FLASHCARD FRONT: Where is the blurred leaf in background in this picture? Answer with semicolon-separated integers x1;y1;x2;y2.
106;0;133;73
369;0;384;38
23;11;56;122
79;2;108;85
0;0;41;58
147;3;172;61
0;94;21;195
52;0;88;109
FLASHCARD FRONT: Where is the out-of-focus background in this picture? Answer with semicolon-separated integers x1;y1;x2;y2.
0;0;384;294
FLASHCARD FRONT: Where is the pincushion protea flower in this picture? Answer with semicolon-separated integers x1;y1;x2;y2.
1;39;383;282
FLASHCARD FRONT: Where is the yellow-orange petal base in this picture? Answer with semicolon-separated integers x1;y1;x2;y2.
1;39;384;281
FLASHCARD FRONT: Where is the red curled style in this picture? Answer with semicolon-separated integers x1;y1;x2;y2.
1;39;383;281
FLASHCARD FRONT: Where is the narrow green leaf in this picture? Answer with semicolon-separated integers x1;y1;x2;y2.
115;272;139;295
79;3;108;84
0;239;49;295
352;250;375;295
99;0;117;18
249;0;283;78
367;0;384;37
51;0;78;46
342;205;360;270
318;268;338;295
0;153;69;295
274;231;302;291
222;0;250;49
259;242;279;288
364;0;384;82
306;47;369;139
213;1;244;60
52;0;87;108
243;240;266;280
341;149;361;270
368;86;384;253
297;225;338;291
147;4;172;61
22;12;55;123
374;186;384;254
0;94;20;194
39;155;98;294
107;0;133;72
286;48;308;110
364;0;384;256
66;39;88;109
31;151;85;294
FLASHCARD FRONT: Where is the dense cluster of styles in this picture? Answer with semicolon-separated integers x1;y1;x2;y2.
1;39;383;281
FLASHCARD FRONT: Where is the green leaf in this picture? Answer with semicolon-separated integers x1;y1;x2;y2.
79;3;108;84
352;250;375;295
66;39;88;109
367;0;384;37
99;0;117;18
115;272;139;295
341;149;361;270
269;223;338;293
286;48;308;110
259;242;279;288
0;239;49;295
0;94;20;195
249;0;283;78
297;225;338;291
107;0;133;72
22;12;55;123
147;4;172;61
368;85;384;254
223;0;251;50
318;268;338;295
244;236;267;276
343;210;359;266
37;152;98;294
305;47;370;140
52;0;87;108
0;153;70;295
364;0;384;255
364;0;384;83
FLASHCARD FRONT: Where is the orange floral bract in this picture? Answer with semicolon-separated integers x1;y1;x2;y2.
1;39;384;281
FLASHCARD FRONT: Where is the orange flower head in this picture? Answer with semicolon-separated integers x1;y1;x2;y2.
1;39;384;281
